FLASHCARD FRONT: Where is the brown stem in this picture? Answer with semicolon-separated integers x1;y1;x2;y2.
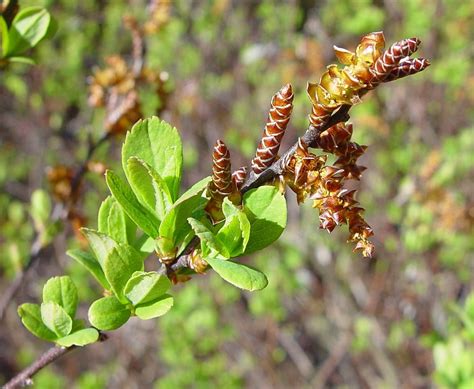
167;104;352;275
4;333;108;388
3;346;76;389
241;104;351;193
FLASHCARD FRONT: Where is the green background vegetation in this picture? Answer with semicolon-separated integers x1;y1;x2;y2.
1;0;473;387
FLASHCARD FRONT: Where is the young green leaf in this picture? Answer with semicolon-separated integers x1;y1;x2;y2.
42;276;78;319
158;180;209;255
67;249;111;290
103;246;144;303
134;235;155;253
216;199;251;257
106;170;160;238
122;117;183;200
88;296;131;331
40;302;73;338
135;295;174;320
17;303;57;341
243;186;287;254
126;157;172;221
5;7;52;57
0;16;9;56
215;216;241;258
98;196;136;245
179;176;212;201
188;217;225;255
72;319;86;332
221;197;240;219
175;229;197;259
124;271;171;306
56;328;99;347
205;257;268;291
81;228;118;268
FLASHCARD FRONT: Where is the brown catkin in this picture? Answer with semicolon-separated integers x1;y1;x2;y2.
251;84;294;175
232;167;247;190
308;103;334;132
369;37;421;86
384;58;430;82
209;139;232;197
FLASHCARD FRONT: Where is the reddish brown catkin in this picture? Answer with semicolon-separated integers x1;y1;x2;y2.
232;167;247;191
308;103;334;133
251;84;294;175
316;123;353;153
385;57;430;81
209;139;232;197
369;37;421;86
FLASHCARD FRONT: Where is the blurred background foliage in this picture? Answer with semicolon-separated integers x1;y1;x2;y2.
1;0;473;387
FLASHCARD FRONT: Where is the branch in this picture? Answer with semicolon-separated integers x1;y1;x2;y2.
4;346;76;389
241;104;351;193
168;104;352;274
4;331;107;389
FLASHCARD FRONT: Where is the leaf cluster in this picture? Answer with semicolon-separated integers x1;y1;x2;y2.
19;117;287;337
18;276;99;347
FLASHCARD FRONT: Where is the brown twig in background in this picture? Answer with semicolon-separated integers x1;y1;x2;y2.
0;132;111;321
311;333;351;388
0;237;44;320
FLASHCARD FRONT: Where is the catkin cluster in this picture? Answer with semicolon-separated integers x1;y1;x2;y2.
205;32;429;257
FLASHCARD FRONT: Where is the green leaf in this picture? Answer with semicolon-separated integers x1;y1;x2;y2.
222;197;239;218
88;296;131;331
158;179;209;255
106;170;160;238
178;176;212;201
135;295;174;320
98;196;136;244
67;249;111;290
18;303;57;341
81;228;117;268
72;319;85;332
56;328;99;347
216;216;242;258
134;235;155;253
103;246;144;303
124;271;171;306
243;186;287;254
188;217;225;256
205;257;268;291
81;229;145;301
126;157;172;221
216;199;251;257
42;276;78;319
0;16;9;56
40;302;73;337
5;7;52;57
122;117;183;200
